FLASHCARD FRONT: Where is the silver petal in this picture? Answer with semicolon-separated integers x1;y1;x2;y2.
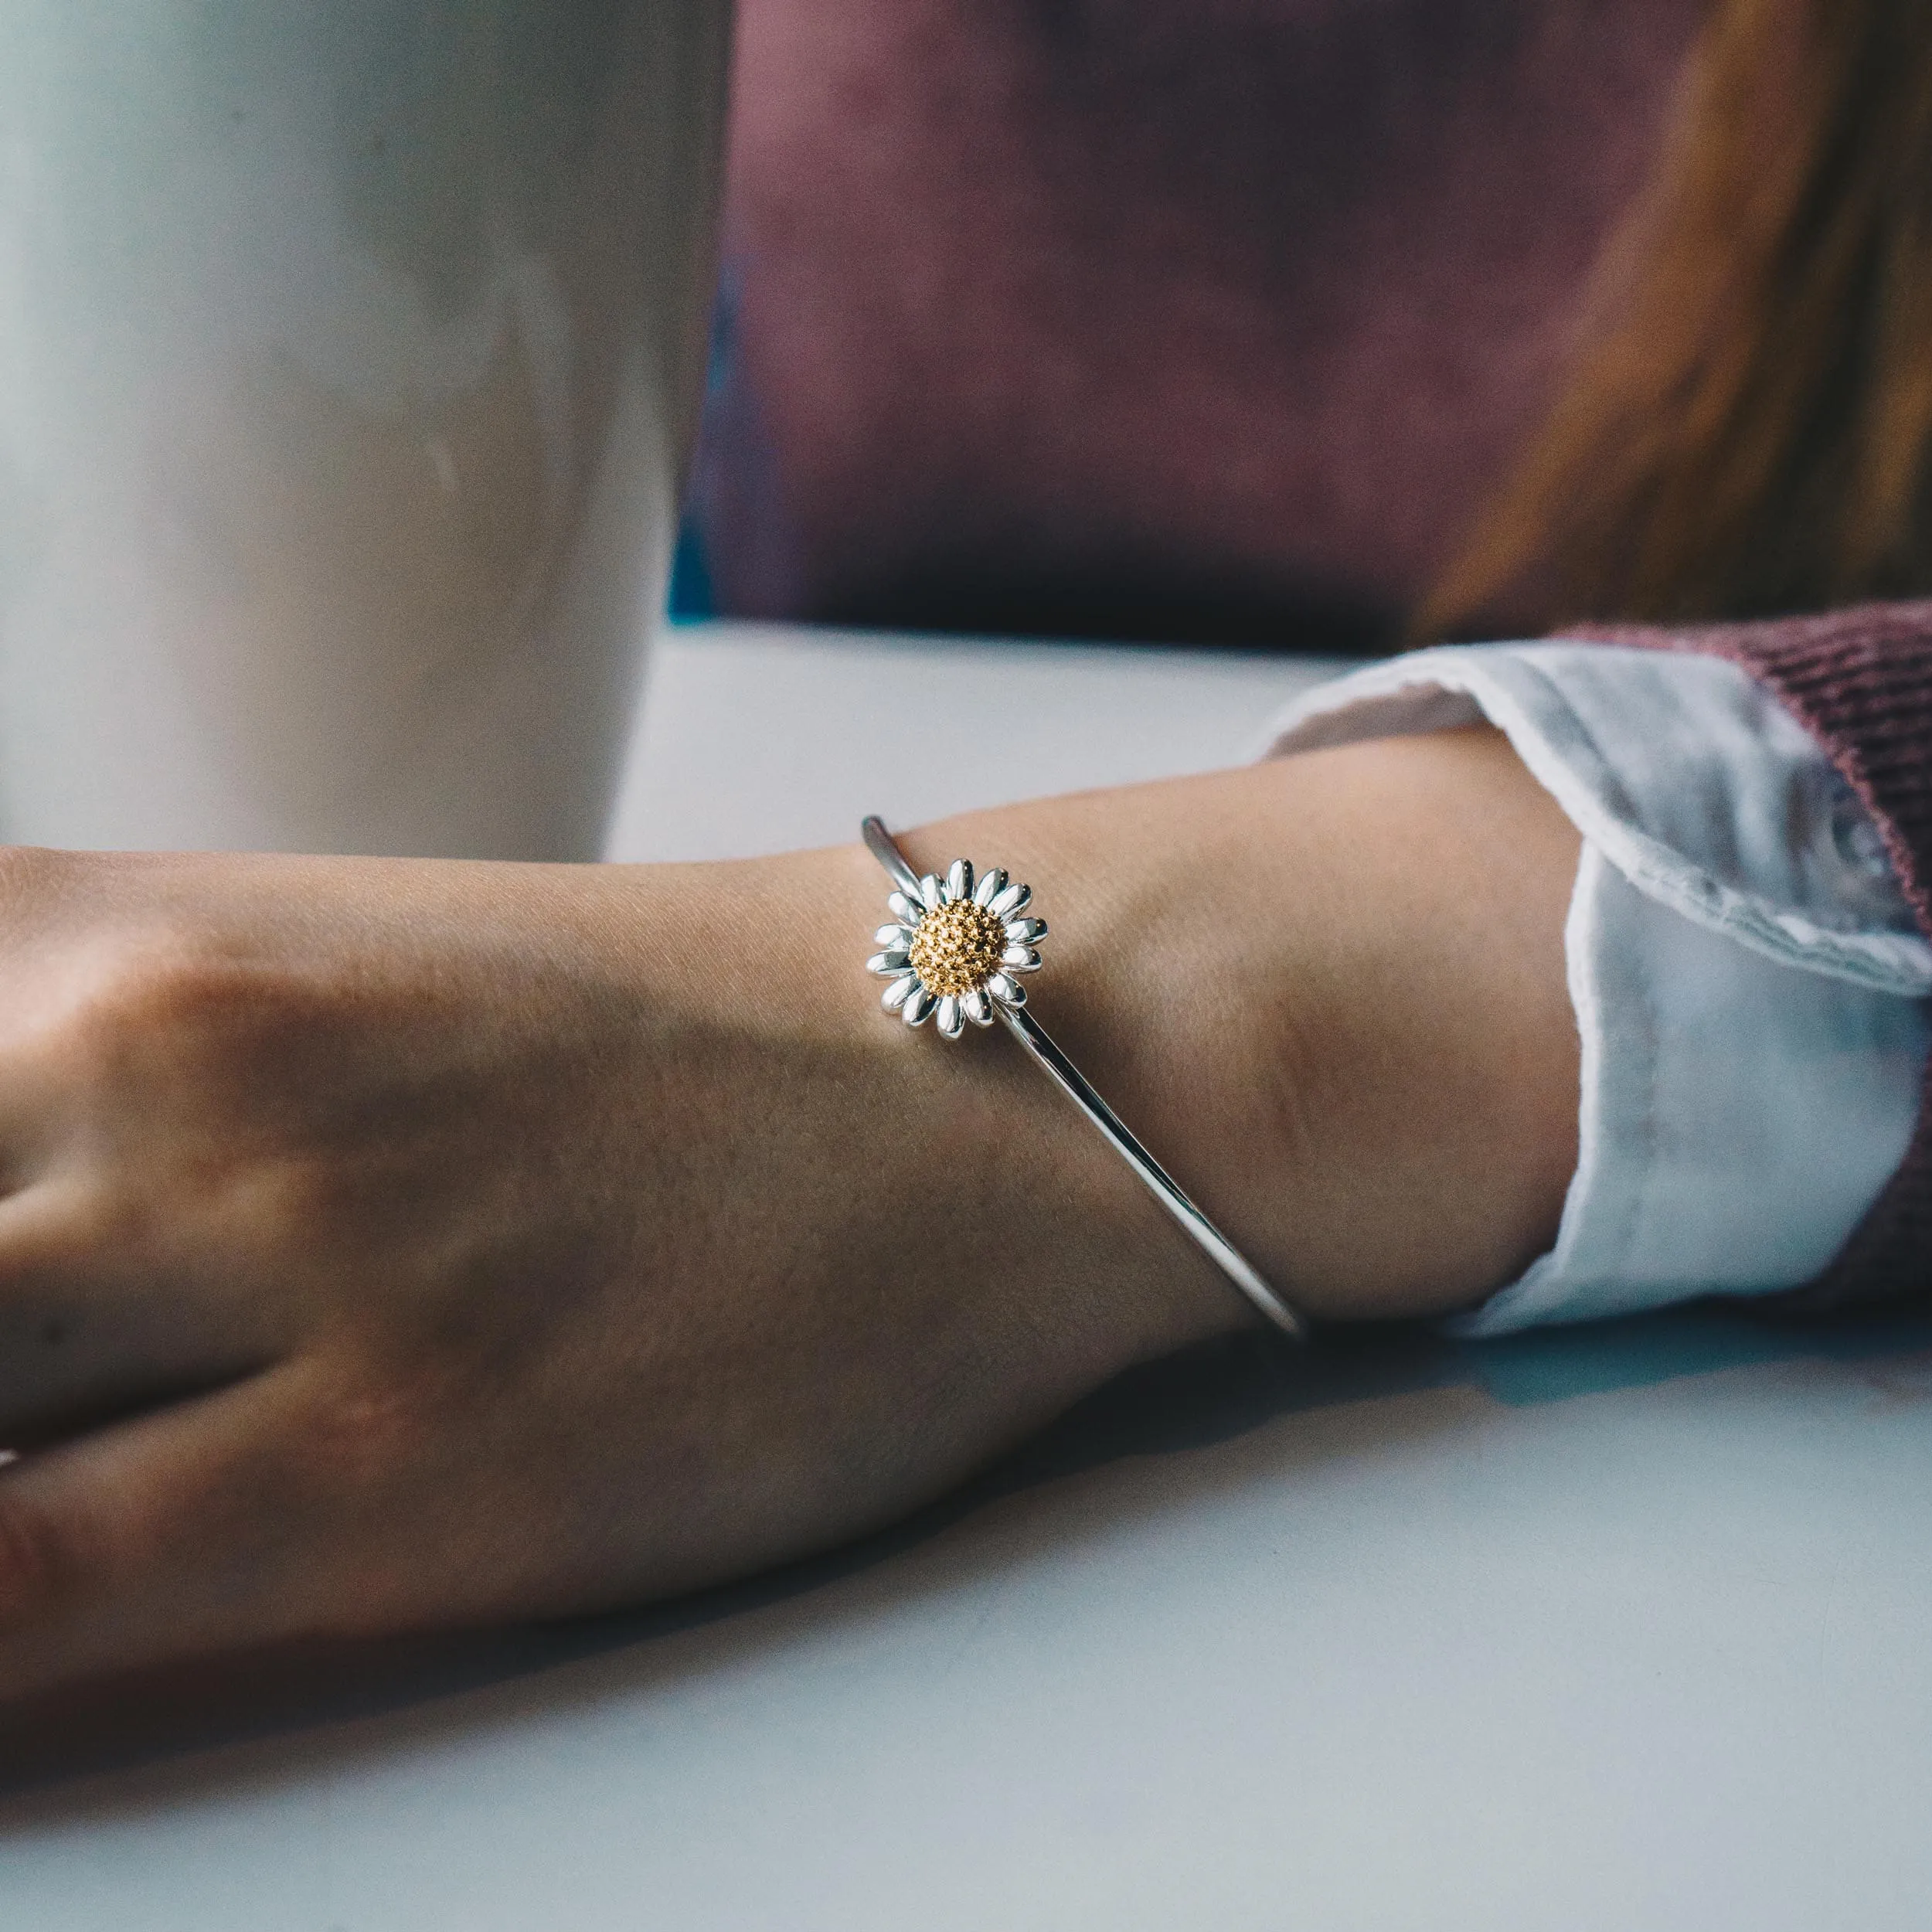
903;984;937;1026
887;890;924;928
919;874;944;912
989;883;1030;920
881;973;919;1012
1005;917;1047;944
987;971;1026;1007
875;923;917;949
937;995;964;1038
962;987;995;1027
947;859;973;903
974;866;1008;908
1002;945;1043;972
867;951;911;976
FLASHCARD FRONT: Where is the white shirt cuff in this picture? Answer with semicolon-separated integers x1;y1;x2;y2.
1260;644;1932;1336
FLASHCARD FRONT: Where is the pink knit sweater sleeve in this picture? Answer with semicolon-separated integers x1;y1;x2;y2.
1564;600;1932;1310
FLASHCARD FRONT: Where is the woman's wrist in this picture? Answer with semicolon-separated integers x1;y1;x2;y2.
567;842;1236;1554
604;716;1580;1566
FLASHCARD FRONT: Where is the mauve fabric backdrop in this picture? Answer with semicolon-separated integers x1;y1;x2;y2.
683;0;1706;646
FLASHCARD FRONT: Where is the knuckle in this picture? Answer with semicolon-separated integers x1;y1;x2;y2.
288;1361;451;1494
0;1487;79;1626
60;928;304;1102
83;930;247;1041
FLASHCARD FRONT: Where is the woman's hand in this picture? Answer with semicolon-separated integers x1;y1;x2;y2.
0;726;1577;1699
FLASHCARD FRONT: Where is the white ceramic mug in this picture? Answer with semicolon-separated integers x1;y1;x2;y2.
0;0;730;859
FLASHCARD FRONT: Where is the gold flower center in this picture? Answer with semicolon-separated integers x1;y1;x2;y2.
908;899;1009;998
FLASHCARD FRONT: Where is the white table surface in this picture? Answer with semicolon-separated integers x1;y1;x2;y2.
5;621;1932;1930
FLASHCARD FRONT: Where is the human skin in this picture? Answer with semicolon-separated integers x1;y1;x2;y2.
0;726;1577;1700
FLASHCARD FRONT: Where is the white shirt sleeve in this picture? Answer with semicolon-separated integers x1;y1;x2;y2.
1261;643;1932;1336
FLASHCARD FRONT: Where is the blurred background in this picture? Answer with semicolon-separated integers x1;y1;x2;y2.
667;0;1709;650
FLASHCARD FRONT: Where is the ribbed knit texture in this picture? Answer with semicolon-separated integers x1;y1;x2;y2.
1564;601;1932;1310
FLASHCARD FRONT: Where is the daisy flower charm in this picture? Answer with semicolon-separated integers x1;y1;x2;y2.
867;858;1048;1039
858;815;1305;1335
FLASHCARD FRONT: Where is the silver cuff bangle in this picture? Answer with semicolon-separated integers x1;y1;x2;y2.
860;816;1308;1339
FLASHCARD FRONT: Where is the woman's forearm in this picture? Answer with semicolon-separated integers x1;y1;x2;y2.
903;724;1581;1324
